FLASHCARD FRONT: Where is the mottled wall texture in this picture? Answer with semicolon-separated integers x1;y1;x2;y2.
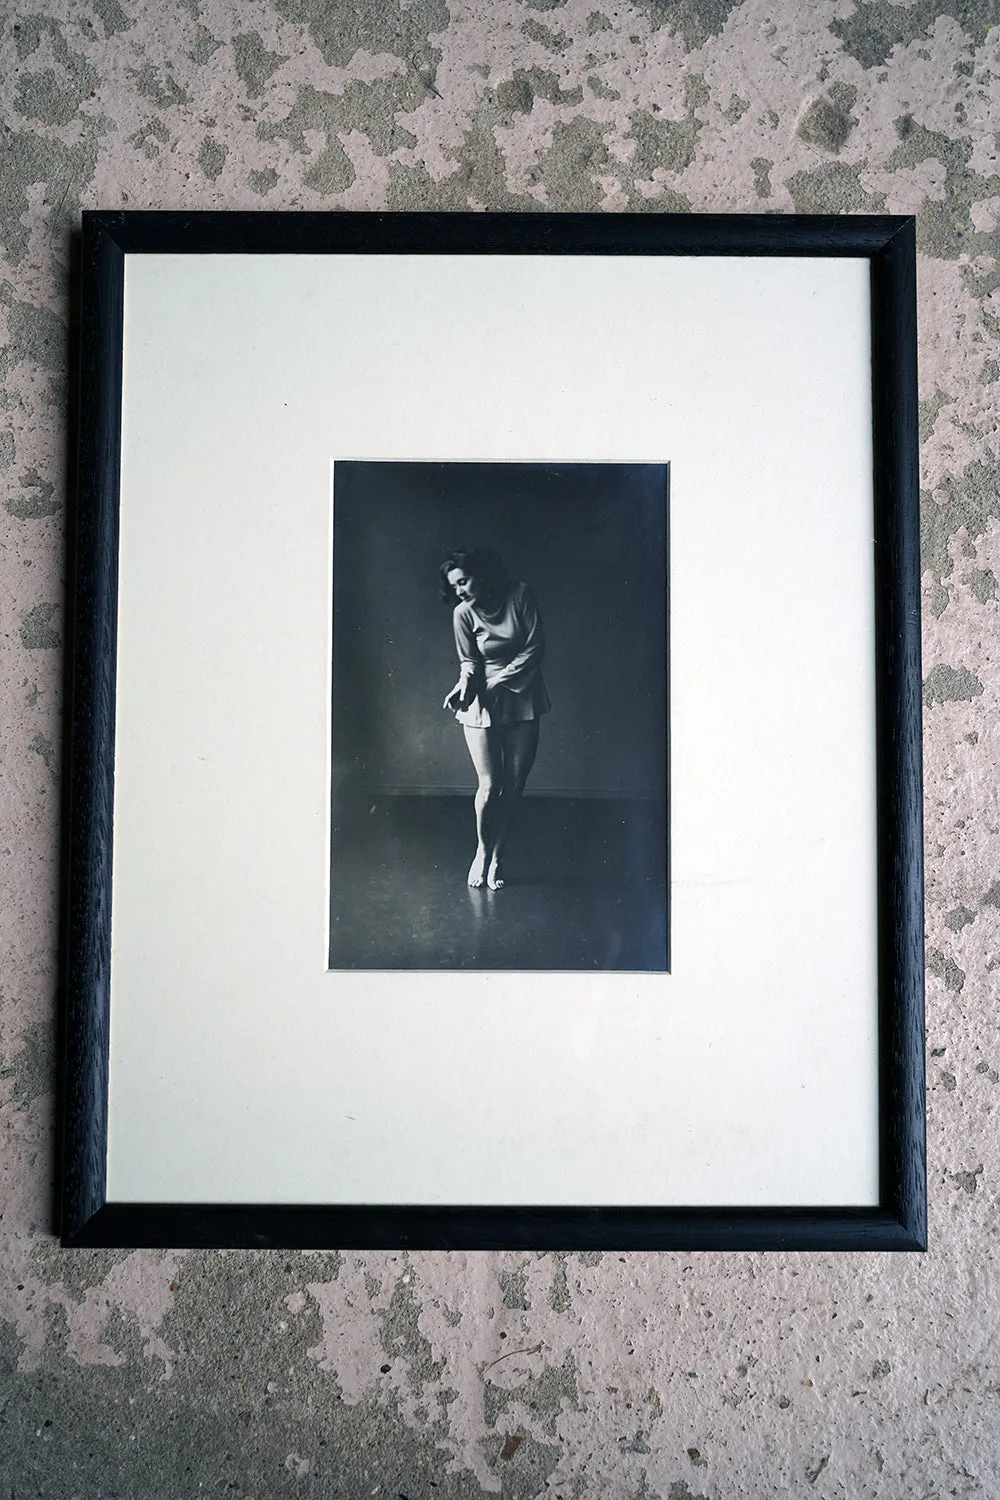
1;1;999;1495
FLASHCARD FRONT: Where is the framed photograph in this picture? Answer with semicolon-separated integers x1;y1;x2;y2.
62;211;924;1250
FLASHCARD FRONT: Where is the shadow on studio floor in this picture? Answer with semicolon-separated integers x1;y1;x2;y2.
329;794;667;972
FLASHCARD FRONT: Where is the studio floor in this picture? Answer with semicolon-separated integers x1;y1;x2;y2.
329;795;668;971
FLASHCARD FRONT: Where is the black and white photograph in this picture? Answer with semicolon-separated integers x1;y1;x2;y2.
328;461;670;972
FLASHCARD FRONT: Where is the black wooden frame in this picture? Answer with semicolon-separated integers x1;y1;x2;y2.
61;211;925;1250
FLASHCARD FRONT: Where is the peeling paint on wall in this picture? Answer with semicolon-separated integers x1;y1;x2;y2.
3;0;1000;1495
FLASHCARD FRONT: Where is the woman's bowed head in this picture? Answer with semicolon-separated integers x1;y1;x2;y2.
441;546;551;891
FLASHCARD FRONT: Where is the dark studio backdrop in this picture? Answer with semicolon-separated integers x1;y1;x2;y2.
329;460;669;971
330;461;668;799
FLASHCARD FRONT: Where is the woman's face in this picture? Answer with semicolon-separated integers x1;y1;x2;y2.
447;566;483;605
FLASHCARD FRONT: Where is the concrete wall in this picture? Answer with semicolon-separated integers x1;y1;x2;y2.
3;2;1000;1496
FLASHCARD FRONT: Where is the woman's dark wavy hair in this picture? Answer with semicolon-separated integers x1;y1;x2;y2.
439;546;510;606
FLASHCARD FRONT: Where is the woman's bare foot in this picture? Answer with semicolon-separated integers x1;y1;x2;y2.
468;847;488;888
487;855;505;890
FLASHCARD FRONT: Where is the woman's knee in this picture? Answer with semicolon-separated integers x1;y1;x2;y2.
476;773;500;798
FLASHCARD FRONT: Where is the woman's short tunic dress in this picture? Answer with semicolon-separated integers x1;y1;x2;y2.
452;580;551;729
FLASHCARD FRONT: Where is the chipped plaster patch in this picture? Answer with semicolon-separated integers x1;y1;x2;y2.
1;291;66;377
750;155;772;196
0;1019;53;1109
785;158;886;213
131;59;190;108
248;165;278;193
920;387;955;445
521;18;572;52
92;0;132;36
923;454;1000;588
197;133;228;177
886;120;1000;258
26;732;56;775
9;18;99;121
18;603;60;649
189;23;221;64
924;662;986;704
950;1164;984;1194
630;0;741;51
829;0;990;71
536;115;610;207
795;88;858;152
270;0;449;71
6;469;58;520
628;76;707;179
232;29;288;98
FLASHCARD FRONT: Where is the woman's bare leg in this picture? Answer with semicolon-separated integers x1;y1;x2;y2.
462;726;504;887
488;721;539;889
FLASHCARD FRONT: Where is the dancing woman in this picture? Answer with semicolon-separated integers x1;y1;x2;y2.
441;547;550;889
